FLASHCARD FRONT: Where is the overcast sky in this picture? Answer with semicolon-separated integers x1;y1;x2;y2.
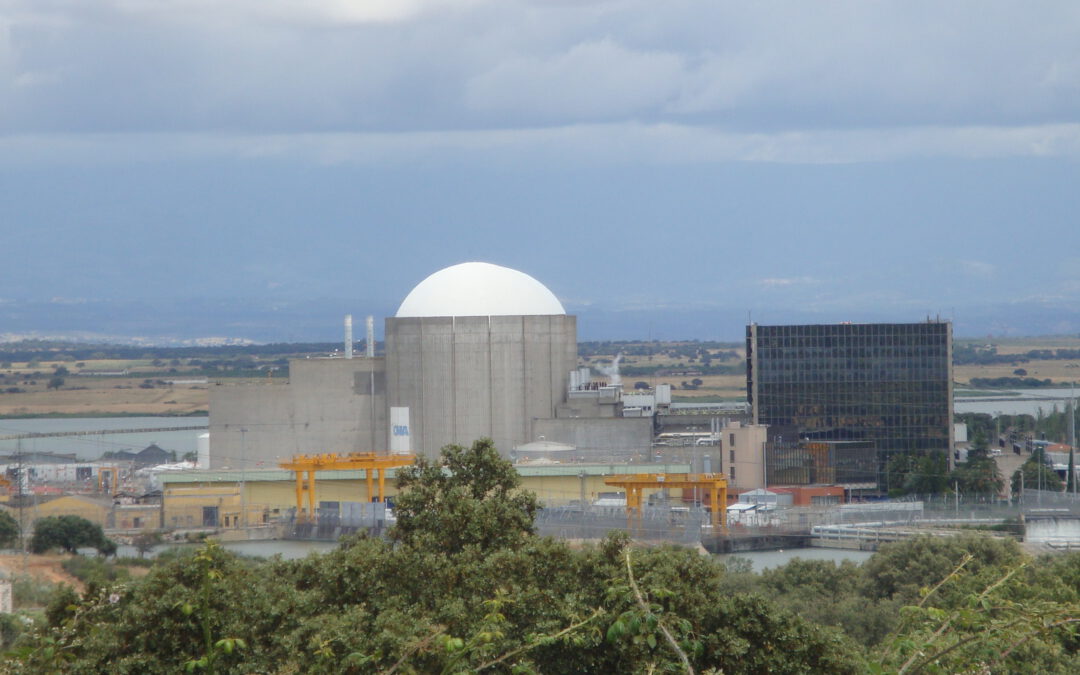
2;1;1079;337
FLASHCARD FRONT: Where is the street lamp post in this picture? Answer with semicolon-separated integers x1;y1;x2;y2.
240;428;248;528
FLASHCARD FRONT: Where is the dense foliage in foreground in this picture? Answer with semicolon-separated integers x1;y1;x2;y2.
6;439;1080;673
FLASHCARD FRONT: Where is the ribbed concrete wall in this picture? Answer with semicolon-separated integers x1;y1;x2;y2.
532;417;652;461
208;358;387;469
385;314;577;458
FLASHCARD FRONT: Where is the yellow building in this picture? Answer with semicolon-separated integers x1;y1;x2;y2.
15;494;111;528
159;462;693;529
2;495;163;532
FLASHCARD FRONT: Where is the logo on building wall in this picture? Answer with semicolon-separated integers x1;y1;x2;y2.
390;407;411;454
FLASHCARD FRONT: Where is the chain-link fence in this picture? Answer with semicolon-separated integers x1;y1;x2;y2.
534;502;704;546
279;491;1080;547
282;502;394;540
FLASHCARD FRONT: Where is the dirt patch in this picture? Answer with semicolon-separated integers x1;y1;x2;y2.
0;553;84;592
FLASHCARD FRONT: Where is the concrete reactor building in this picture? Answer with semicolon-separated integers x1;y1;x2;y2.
385;262;577;457
209;262;593;469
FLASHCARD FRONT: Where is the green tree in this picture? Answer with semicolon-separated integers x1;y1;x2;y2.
132;531;164;558
390;437;539;553
951;434;1004;498
0;510;20;548
7;442;867;674
876;554;1080;674
1012;448;1064;497
46;376;64;390
1068;446;1076;494
29;515;114;555
888;452;949;496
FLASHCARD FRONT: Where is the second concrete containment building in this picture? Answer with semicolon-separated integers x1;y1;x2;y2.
209;262;627;469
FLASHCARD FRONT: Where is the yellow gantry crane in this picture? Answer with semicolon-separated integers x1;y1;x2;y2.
603;472;729;531
279;452;415;520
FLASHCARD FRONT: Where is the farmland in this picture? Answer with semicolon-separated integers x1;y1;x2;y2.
2;335;1080;415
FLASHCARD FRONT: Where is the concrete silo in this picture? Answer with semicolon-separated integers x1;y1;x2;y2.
385;262;577;458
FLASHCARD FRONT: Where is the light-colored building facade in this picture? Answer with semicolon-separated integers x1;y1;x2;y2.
719;421;769;491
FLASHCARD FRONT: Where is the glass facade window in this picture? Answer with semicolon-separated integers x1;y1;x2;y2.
747;322;952;489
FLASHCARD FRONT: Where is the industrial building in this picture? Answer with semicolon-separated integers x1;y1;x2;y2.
746;321;954;491
209;262;648;469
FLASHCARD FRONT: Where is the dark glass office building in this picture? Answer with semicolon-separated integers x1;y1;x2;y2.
747;321;953;489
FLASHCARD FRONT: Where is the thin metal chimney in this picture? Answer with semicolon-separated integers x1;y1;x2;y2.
366;315;375;357
344;314;353;359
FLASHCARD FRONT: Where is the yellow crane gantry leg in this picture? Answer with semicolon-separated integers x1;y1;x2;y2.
603;473;728;532
279;453;415;521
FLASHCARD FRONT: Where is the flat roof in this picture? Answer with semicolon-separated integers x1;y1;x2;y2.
158;462;693;484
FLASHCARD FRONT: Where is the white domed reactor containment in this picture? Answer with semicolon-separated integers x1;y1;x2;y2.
386;262;577;457
395;262;566;318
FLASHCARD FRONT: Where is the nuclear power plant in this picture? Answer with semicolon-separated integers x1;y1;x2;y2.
208;262;647;469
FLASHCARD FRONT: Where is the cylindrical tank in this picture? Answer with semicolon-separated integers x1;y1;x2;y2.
197;432;211;469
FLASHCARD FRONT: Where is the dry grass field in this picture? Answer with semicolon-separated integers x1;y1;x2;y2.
0;380;209;417
3;336;1079;415
955;336;1080;387
0;357;216;416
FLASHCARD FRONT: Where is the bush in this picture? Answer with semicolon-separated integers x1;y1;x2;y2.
0;613;28;649
61;556;130;587
11;575;56;609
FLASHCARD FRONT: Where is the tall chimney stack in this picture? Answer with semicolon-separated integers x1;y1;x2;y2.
344;314;353;359
366;315;375;358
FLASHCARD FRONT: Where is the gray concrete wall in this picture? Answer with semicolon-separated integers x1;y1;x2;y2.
208;357;387;470
531;417;652;461
386;314;577;458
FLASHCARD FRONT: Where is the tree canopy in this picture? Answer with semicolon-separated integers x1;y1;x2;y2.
0;511;19;549
390;438;539;554
6;440;1080;674
29;515;114;555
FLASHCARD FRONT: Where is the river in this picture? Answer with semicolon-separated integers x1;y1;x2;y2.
0;416;208;460
118;538;874;570
955;387;1080;416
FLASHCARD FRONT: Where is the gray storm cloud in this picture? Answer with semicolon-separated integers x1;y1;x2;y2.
0;0;1078;149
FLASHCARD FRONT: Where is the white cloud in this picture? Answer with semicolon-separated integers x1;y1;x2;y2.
4;121;1079;168
758;277;820;289
956;260;996;278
